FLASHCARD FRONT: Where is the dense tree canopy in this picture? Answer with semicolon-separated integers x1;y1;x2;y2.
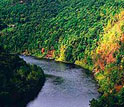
1;0;124;106
0;48;45;107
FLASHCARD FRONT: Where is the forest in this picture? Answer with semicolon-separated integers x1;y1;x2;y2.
0;46;45;107
1;0;124;106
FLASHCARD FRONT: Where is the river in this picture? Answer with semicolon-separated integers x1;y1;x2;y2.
20;56;99;107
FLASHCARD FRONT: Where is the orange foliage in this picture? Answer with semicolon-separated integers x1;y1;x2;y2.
105;51;116;64
94;46;118;72
120;34;124;42
94;68;99;73
93;11;124;73
115;85;123;92
46;50;55;58
94;40;120;72
41;48;45;53
96;59;105;70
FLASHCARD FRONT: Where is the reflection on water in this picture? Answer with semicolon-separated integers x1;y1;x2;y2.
20;56;99;107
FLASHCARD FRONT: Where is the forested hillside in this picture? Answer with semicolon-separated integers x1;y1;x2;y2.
1;0;124;106
0;47;45;107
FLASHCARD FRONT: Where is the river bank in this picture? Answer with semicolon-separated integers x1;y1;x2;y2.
20;55;100;107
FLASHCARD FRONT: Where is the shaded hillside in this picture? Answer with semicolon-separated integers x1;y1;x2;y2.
0;48;45;107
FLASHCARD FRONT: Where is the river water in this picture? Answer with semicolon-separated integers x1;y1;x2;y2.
20;56;99;107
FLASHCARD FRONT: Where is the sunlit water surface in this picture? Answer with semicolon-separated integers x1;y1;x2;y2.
20;56;99;107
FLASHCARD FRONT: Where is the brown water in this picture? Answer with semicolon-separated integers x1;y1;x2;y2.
20;56;99;107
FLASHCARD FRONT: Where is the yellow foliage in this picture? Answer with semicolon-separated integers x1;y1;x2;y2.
96;73;105;81
75;60;93;71
93;11;124;72
56;45;66;61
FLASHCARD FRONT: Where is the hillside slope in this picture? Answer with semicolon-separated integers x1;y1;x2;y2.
1;0;124;106
0;47;45;107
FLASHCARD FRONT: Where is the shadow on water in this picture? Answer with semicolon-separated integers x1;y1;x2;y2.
20;55;100;107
